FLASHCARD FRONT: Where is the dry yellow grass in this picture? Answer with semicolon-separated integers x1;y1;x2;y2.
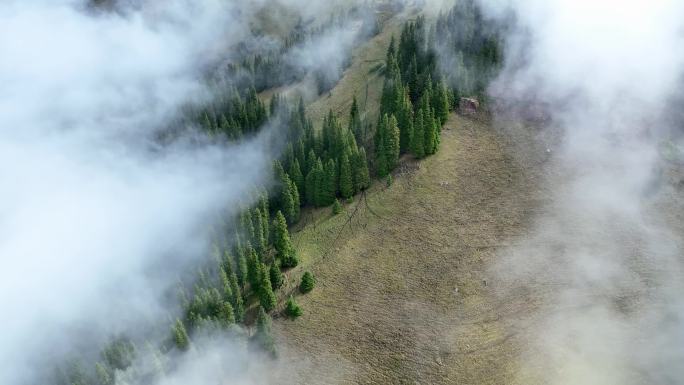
272;114;543;384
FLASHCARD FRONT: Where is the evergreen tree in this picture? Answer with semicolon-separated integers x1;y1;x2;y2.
258;263;277;312
300;271;315;293
376;139;388;177
269;261;284;290
354;148;371;191
172;319;190;351
237;246;248;288
332;199;342;215
289;158;304;198
349;96;363;143
285;296;303;318
273;211;298;267
339;152;353;199
411;109;426;158
289;178;301;222
229;272;244;322
255;307;275;355
434;80;450;125
252;208;266;253
247;246;261;290
219;301;236;326
385;114;400;170
280;173;297;224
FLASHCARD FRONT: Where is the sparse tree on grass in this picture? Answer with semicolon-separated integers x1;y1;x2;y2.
300;271;315;293
285;296;302;318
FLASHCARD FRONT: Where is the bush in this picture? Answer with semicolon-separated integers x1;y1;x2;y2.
285;296;302;318
299;272;315;293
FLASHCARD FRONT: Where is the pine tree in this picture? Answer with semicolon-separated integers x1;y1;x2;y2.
376;139;388;177
255;307;275;355
269;261;284;290
385;114;400;170
339;152;353;199
247;246;261;290
280;173;296;224
332;199;342;215
289;178;300;222
411;108;426;158
237;246;248;288
258;263;277;312
300;271;315;293
423;102;437;155
229;272;244;322
252;208;266;253
285;296;303;318
354;148;371;191
219;301;236;326
172;319;190;351
435;80;450;125
349;96;363;143
289;158;304;198
273;211;298;268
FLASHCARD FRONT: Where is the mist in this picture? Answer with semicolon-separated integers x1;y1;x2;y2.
0;1;272;384
483;0;684;383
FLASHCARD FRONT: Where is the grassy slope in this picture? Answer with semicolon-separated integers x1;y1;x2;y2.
264;10;543;384
271;112;543;383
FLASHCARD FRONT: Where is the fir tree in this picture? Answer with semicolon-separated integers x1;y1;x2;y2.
411;109;426;158
332;199;342;215
289;158;304;198
285;296;302;318
300;271;315;293
385;114;401;170
273;211;298;268
354;148;371;191
258;263;277;312
172;319;190;351
255;307;276;355
219;301;236;326
269;261;284;290
229;272;244;322
339;152;353;199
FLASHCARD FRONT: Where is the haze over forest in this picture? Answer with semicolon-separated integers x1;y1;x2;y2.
1;0;683;384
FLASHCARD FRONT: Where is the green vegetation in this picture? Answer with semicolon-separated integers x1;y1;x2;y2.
285;296;303;318
300;272;315;293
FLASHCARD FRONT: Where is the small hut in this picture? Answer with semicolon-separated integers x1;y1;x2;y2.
459;97;479;115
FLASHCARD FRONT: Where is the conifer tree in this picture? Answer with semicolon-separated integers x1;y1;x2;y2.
219;301;235;326
305;167;317;206
339;152;353;199
385;114;401;170
289;178;300;222
255;307;275;355
411;109;426;158
252;208;266;253
354;148;371;191
300;271;315;293
289;158;304;198
332;199;342;215
258;263;277;312
247;247;261;290
376;139;388;177
236;246;248;288
228;272;244;321
280;174;296;224
273;211;298;268
349;96;363;143
269;261;283;290
285;296;302;318
326;158;337;203
172;319;190;351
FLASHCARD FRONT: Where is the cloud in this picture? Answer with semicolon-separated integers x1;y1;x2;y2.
482;0;684;383
0;1;274;384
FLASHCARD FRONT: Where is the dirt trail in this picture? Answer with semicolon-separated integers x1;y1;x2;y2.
274;114;546;384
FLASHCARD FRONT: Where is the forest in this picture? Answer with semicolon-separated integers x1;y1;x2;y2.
51;1;502;384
